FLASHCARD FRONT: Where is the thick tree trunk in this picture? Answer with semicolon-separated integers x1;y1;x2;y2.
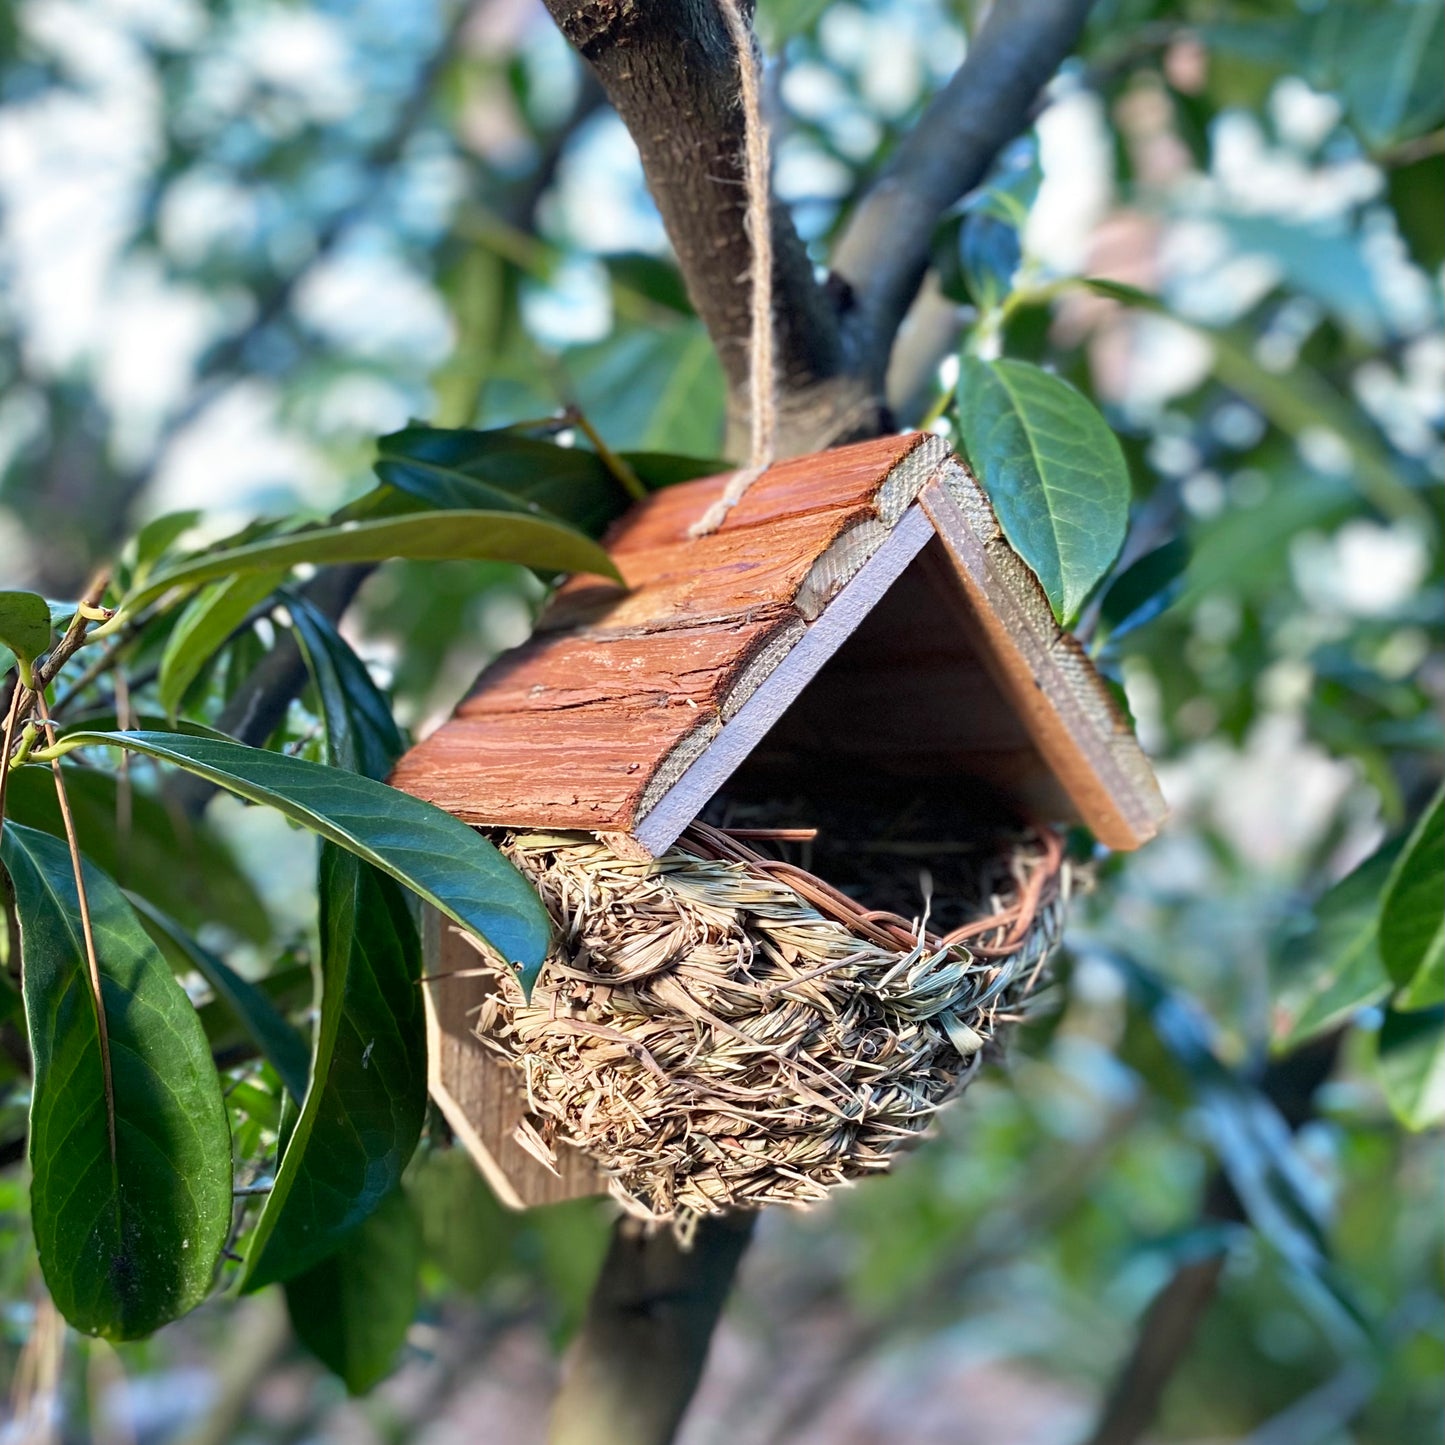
549;1213;757;1445
540;0;879;458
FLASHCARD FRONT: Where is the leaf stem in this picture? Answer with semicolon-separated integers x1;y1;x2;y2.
566;406;648;504
0;686;21;842
35;692;117;1162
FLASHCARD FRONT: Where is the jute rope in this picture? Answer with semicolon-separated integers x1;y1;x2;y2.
689;0;777;537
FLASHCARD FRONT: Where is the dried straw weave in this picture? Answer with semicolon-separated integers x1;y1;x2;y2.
460;822;1069;1224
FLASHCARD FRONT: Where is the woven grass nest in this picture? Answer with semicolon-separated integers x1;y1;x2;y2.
459;809;1073;1225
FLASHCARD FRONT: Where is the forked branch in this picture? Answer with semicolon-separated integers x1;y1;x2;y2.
833;0;1097;387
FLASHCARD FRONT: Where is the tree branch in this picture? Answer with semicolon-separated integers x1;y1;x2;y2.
1082;1033;1343;1445
539;0;874;456
833;0;1096;388
167;564;373;816
549;1212;756;1445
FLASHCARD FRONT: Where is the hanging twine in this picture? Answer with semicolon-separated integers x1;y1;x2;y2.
689;0;777;538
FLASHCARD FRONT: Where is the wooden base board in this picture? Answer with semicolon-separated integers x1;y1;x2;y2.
422;907;603;1208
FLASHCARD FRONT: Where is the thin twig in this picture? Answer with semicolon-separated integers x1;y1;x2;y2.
560;406;648;503
7;572;111;744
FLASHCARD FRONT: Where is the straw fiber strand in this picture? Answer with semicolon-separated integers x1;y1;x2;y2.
455;825;1068;1224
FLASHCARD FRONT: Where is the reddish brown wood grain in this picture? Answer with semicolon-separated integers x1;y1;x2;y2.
918;465;1166;850
390;432;948;831
390;430;1164;849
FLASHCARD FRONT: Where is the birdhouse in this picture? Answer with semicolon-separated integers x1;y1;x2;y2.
391;431;1164;1220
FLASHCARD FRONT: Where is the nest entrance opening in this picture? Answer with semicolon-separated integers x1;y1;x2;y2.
462;774;1071;1226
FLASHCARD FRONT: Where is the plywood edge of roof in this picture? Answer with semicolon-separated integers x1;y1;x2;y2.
390;430;1167;854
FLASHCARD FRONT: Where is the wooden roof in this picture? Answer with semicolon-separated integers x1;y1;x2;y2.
390;432;1166;853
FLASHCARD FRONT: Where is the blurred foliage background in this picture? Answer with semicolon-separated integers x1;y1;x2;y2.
0;0;1441;1441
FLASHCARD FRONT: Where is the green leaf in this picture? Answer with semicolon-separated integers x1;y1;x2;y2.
955;356;1130;625
572;323;726;455
130;897;310;1100
968;142;1042;230
1221;215;1391;346
958;213;1021;313
601;252;694;315
130;510;202;584
411;1147;513;1292
158;571;284;719
196;962;312;1058
122;510;619;612
1204;3;1444;150
1094;538;1189;649
1068;280;1426;526
370;429;724;543
1337;1;1444;149
1389;151;1445;272
0;823;231;1340
622;452;730;488
284;1186;421;1394
1373;1007;1445;1131
40;731;552;979
285;591;403;782
1271;841;1400;1051
1380;789;1445;1009
374;427;630;538
3;764;269;944
237;589;426;1285
242;846;425;1290
0;590;53;682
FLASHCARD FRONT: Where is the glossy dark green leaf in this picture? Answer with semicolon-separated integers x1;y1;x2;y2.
1380;789;1445;1009
1094;538;1190;649
622;452;730;488
1389;151;1445;271
244;590;427;1281
1271;841;1400;1051
122;509;619;612
158;570;283;719
374;426;630;538
1373;1007;1445;1131
3;764;269;944
956;356;1130;625
284;1186;421;1394
0;823;231;1340
41;732;552;977
285;591;403;782
131;897;310;1100
242;845;424;1289
0;590;52;681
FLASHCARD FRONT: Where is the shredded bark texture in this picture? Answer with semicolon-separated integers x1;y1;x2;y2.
458;822;1070;1224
